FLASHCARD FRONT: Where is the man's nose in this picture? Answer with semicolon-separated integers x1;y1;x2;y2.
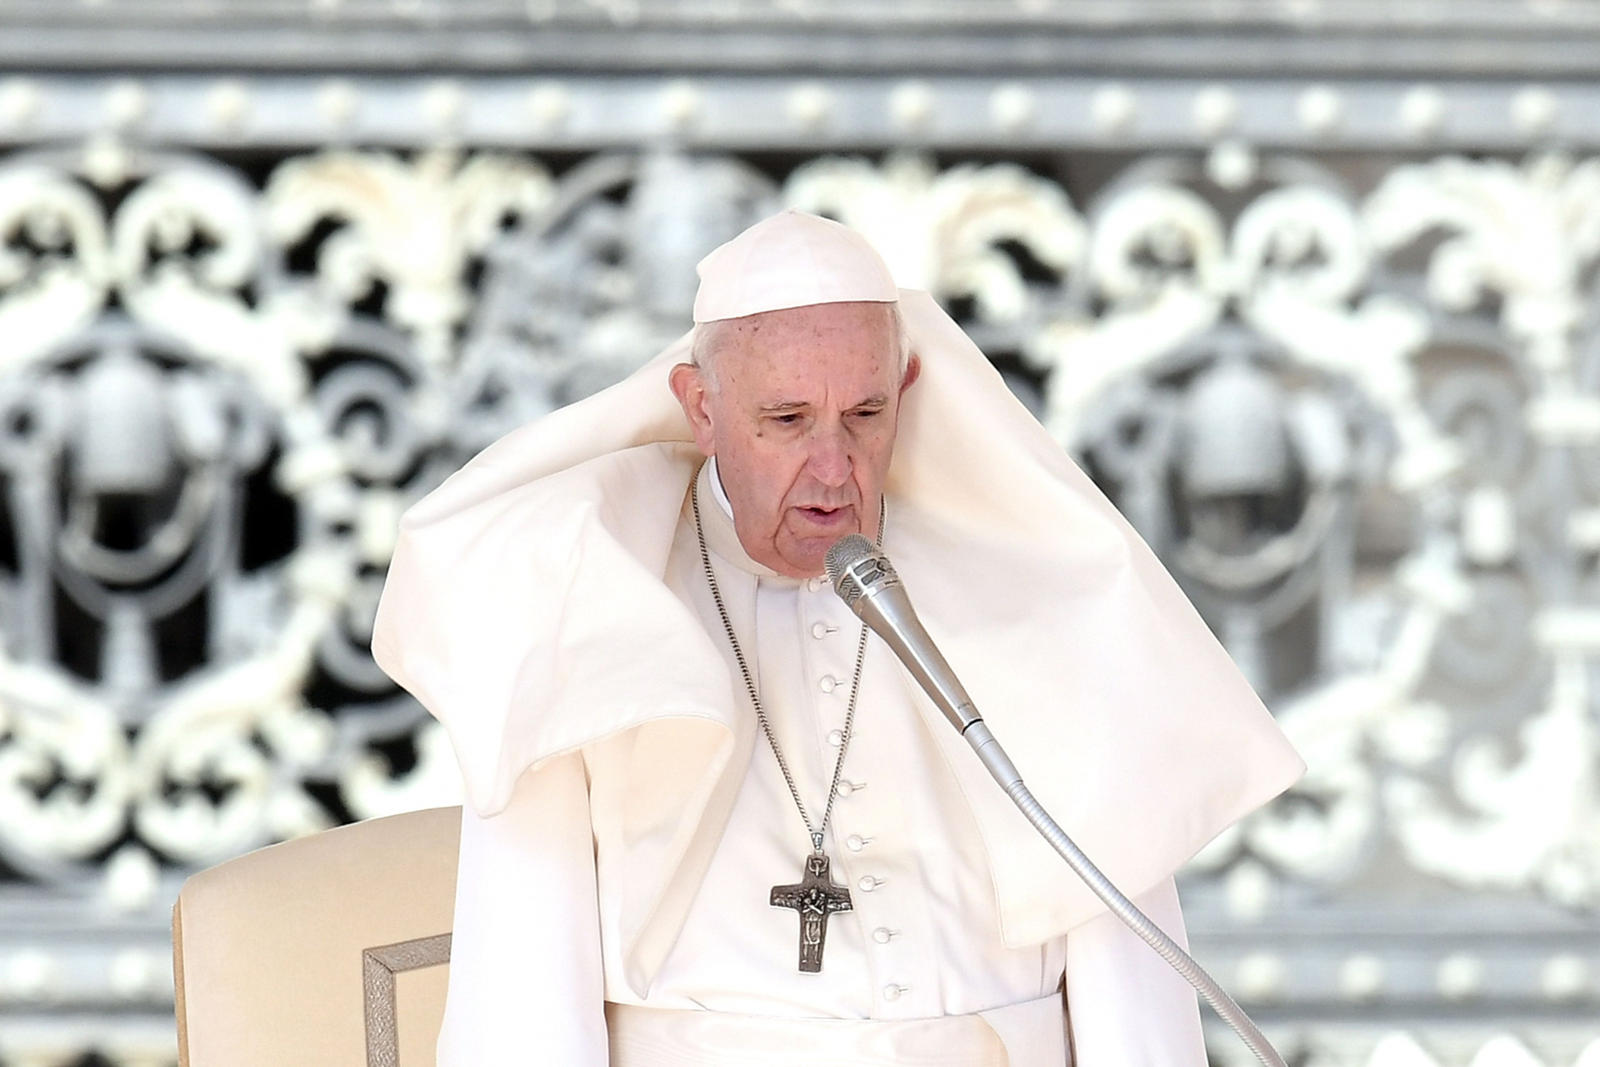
807;426;852;487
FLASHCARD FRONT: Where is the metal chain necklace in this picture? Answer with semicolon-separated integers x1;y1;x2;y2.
690;471;880;973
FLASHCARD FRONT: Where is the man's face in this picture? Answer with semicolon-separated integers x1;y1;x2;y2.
670;301;920;579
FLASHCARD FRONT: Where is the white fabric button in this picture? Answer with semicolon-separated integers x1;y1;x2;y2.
872;927;898;944
835;779;864;797
819;675;838;693
858;875;883;892
807;577;825;593
826;729;844;746
811;621;832;639
883;983;908;1000
845;833;868;851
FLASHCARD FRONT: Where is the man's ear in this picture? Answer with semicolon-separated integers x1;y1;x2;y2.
669;362;717;457
899;352;922;396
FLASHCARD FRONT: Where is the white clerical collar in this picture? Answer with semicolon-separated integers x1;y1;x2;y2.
694;458;791;584
707;454;735;520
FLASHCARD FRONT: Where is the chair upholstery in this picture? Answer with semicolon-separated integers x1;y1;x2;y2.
172;805;462;1067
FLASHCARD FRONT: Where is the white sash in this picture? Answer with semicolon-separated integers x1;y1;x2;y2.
605;987;1069;1067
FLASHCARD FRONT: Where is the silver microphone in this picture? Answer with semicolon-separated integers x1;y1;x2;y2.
823;534;982;734
820;536;1290;1067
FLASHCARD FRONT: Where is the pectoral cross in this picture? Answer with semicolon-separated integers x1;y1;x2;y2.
770;851;853;972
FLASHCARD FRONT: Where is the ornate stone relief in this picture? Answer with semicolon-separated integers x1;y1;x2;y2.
2;38;1600;1067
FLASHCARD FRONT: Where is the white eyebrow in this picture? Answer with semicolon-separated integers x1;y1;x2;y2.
758;395;887;413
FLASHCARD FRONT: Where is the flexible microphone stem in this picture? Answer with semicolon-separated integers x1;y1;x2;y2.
825;534;1288;1067
963;719;1286;1067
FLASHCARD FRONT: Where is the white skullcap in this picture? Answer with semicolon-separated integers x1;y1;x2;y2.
692;209;900;323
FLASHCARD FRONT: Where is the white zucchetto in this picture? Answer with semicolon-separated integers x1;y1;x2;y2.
692;209;900;323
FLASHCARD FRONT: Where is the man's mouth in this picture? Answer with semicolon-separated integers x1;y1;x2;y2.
797;505;851;526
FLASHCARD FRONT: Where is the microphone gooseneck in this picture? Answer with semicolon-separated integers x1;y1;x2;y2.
823;533;1289;1067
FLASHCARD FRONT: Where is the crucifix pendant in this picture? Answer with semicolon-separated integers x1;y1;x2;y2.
770;850;853;972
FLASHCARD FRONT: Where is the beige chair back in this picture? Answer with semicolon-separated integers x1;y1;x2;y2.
172;805;461;1066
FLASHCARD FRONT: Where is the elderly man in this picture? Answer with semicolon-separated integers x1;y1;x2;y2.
371;210;1305;1066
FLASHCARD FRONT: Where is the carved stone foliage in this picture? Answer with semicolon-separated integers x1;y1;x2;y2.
0;143;543;890
1;136;1599;1066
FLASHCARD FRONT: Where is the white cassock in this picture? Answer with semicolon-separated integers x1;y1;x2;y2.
372;286;1307;1065
431;456;1215;1066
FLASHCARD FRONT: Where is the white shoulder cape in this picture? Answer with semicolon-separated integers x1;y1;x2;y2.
371;289;1306;996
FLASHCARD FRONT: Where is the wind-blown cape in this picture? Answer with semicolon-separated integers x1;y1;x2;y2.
371;288;1306;996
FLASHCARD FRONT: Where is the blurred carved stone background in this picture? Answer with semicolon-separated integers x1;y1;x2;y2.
2;1;1600;1064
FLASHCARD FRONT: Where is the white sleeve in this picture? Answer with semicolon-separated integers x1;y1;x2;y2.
1062;875;1207;1067
437;751;610;1066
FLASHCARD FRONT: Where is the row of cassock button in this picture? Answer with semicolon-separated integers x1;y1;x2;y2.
808;583;910;1005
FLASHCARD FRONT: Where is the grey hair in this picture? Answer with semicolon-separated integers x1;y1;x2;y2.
690;301;912;394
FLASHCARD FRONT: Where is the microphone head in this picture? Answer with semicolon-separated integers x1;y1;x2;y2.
825;534;878;585
825;533;900;609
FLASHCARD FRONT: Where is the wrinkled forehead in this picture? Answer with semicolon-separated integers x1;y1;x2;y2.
709;301;902;398
720;300;895;343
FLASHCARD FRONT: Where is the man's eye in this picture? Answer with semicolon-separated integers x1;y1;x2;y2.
851;409;882;419
773;413;803;424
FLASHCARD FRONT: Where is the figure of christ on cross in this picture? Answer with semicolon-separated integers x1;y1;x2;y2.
770;851;854;972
